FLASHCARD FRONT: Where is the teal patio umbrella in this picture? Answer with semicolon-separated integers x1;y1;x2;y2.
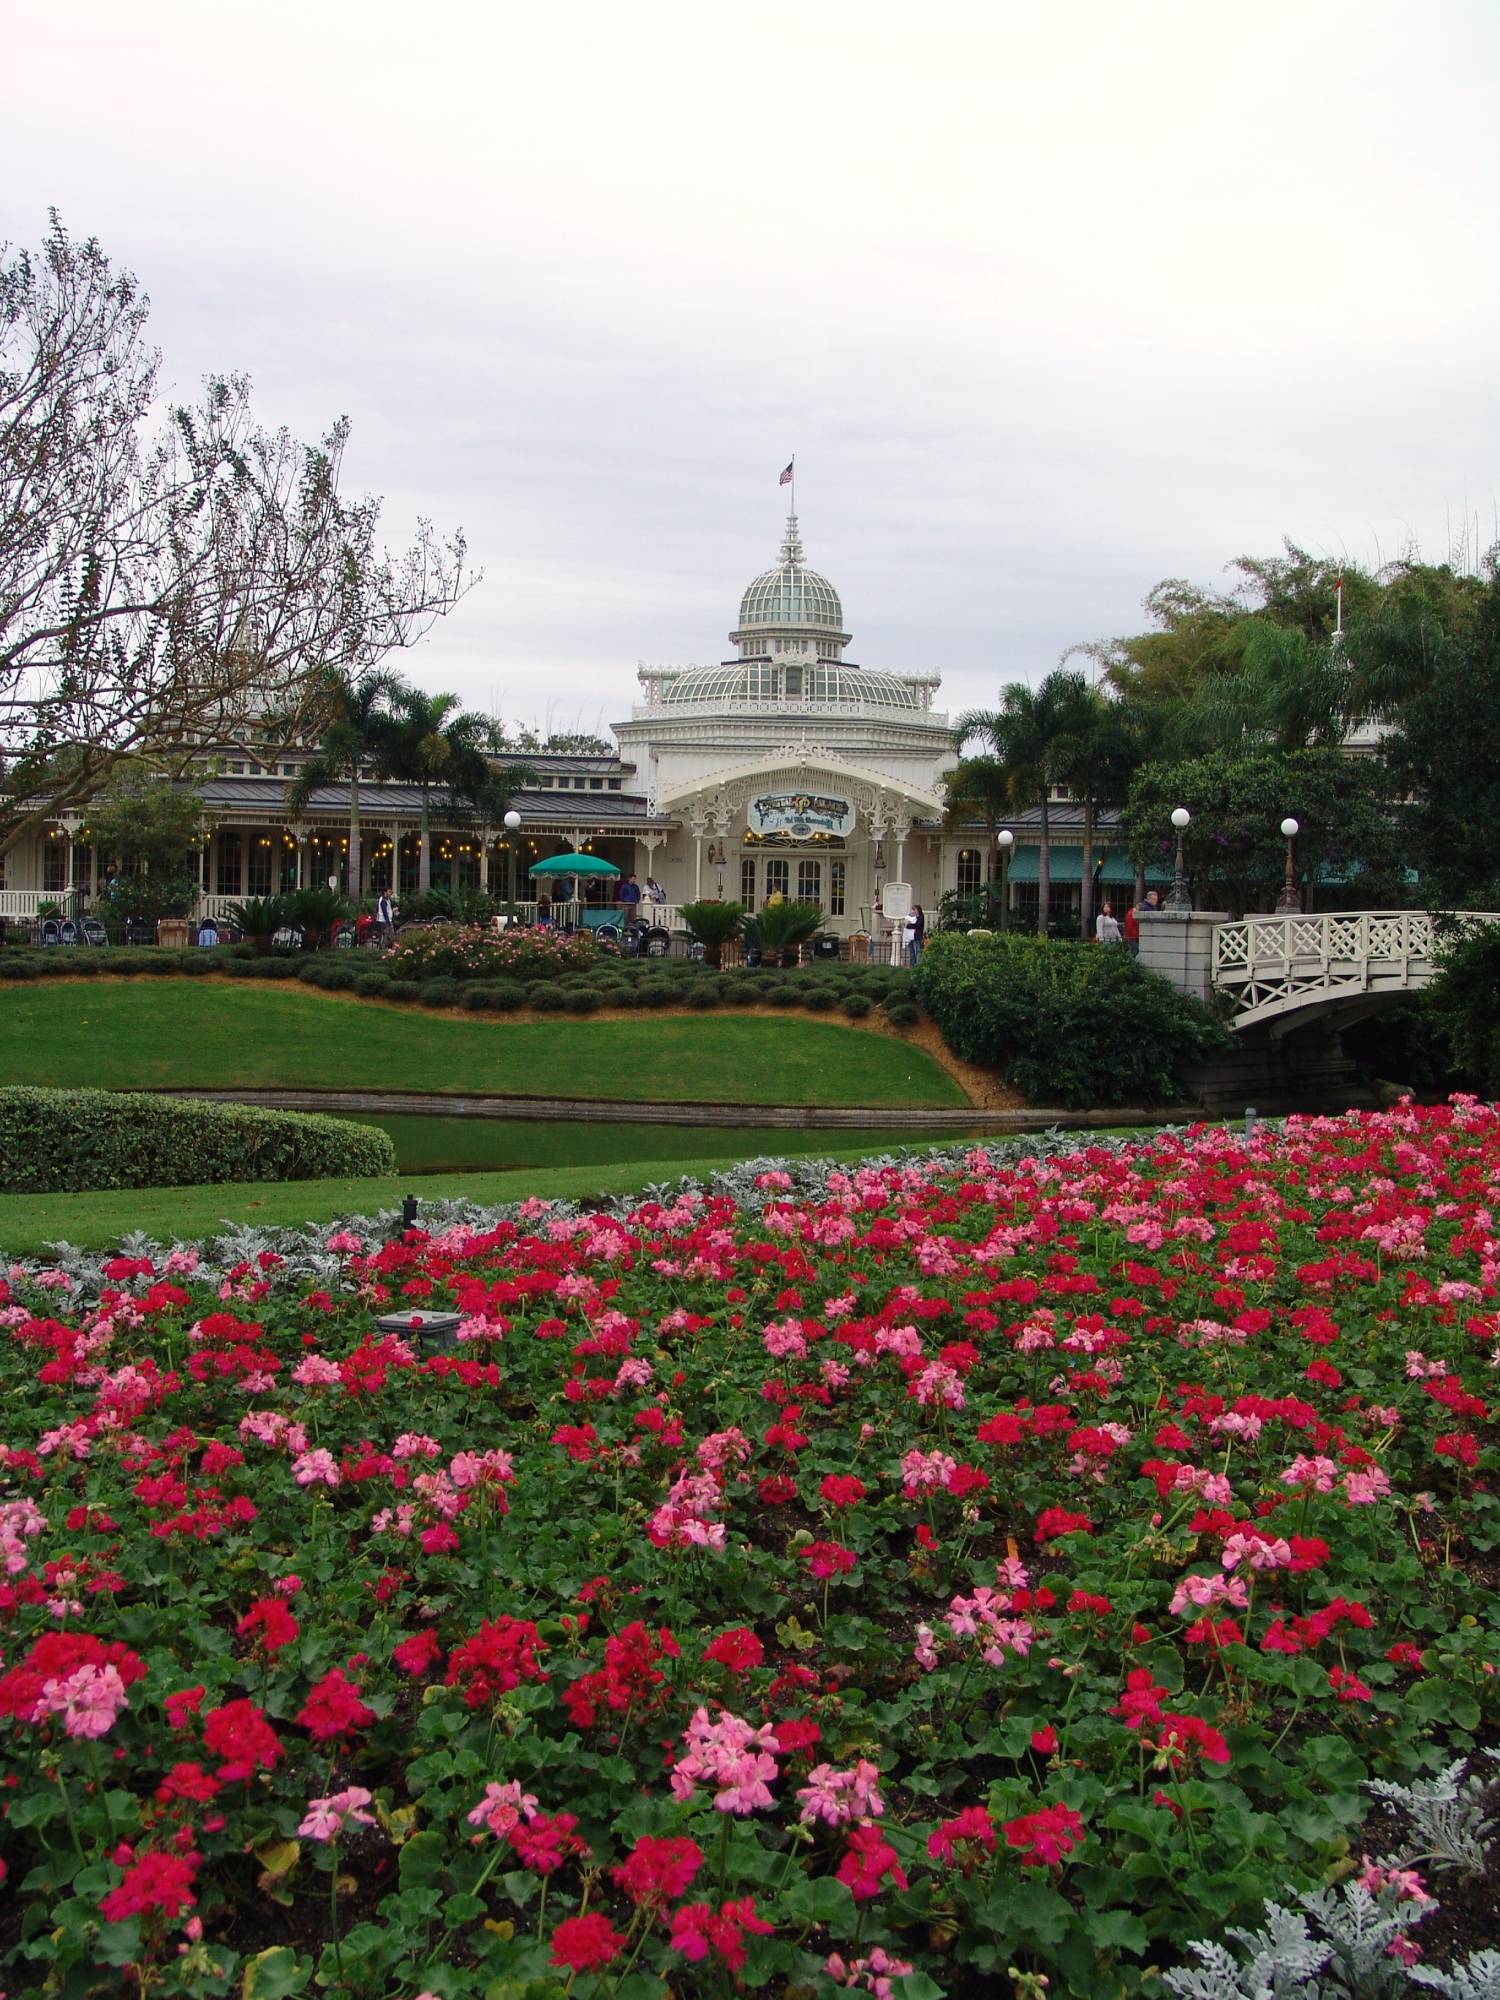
528;853;621;880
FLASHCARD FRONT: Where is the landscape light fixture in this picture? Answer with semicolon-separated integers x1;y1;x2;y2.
1167;808;1192;911
997;827;1015;932
1276;816;1301;914
504;808;522;928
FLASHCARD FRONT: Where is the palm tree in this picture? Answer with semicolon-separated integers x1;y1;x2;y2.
284;668;409;899
385;691;509;895
1053;690;1140;939
942;756;1012;922
958;671;1094;935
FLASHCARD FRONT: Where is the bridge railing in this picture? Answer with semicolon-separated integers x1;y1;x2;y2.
1212;911;1438;986
1211;909;1500;1026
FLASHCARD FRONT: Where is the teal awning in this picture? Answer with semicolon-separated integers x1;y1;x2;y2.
1005;847;1171;887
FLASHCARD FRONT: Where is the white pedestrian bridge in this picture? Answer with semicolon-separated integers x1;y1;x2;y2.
1201;910;1500;1030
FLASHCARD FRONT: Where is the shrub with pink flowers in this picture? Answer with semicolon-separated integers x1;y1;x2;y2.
1;1099;1499;1995
385;921;595;983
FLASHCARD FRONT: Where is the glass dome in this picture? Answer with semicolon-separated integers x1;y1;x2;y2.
655;662;925;710
734;515;846;643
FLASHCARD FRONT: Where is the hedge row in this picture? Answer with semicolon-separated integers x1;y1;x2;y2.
0;949;923;1026
0;1088;396;1194
914;931;1230;1107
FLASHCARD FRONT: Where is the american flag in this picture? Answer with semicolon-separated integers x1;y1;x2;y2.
779;460;794;486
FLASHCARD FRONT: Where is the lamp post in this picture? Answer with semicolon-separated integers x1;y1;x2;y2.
1166;807;1192;911
997;828;1014;932
1275;816;1300;914
503;809;521;929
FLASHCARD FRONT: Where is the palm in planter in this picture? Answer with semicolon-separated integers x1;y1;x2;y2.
680;899;744;969
223;896;289;951
287;887;350;944
744;898;825;967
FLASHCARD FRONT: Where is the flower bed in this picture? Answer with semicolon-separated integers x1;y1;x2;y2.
2;1102;1498;1997
385;922;596;983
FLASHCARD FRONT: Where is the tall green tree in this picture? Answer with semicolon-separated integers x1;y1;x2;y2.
284;668;409;897
942;755;1012;918
958;671;1095;934
386;690;503;895
1053;691;1141;937
1120;747;1407;917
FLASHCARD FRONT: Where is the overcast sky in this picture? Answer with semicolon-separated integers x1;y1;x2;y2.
6;0;1498;742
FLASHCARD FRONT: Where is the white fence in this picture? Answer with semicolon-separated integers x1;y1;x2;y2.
1211;910;1500;1027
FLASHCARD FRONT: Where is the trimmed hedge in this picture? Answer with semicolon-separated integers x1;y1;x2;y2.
914;931;1230;1108
0;1088;395;1194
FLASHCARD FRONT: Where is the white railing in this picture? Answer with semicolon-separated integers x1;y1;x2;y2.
1211;910;1500;1025
0;890;51;917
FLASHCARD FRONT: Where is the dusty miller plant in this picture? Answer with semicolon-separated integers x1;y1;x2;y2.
1366;1757;1500;1882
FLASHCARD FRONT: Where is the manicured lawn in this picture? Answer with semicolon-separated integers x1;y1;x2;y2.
0;979;965;1106
0;1141;970;1256
354;1112;953;1174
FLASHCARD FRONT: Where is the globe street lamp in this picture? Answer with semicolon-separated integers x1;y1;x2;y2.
503;809;522;929
1166;807;1192;911
1276;816;1301;914
997;828;1015;933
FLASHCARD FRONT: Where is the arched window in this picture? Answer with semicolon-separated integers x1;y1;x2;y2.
957;848;983;895
215;830;242;899
740;857;756;911
765;857;789;901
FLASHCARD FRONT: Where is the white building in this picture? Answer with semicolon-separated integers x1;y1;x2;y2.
1;508;983;940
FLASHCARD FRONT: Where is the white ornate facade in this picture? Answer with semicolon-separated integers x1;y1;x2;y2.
613;513;959;931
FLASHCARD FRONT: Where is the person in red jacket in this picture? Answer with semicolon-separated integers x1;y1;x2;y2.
1123;900;1140;958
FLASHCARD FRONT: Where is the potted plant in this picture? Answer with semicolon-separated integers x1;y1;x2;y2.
743;899;826;968
679;899;745;970
223;896;289;953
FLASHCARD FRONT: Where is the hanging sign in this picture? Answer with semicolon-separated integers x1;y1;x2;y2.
748;790;854;840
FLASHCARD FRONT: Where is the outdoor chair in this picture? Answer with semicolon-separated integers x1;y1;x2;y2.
40;918;62;947
81;917;109;947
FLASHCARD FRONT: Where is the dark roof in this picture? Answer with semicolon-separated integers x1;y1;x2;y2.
193;774;669;829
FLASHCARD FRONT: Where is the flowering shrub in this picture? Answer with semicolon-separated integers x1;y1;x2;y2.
385;921;595;982
1;1099;1499;1996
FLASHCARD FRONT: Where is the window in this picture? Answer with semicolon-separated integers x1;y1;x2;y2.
215;831;241;898
829;860;845;916
740;857;757;912
589;778;603;791
247;839;273;897
608;779;621;791
957;848;983;896
765;857;789;901
797;859;821;906
784;666;802;698
43;838;67;894
227;761;244;774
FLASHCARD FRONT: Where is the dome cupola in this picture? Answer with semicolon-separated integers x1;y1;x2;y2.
731;514;850;658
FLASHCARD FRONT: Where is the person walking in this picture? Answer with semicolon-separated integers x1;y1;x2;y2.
1122;899;1140;958
376;887;396;944
1095;900;1122;945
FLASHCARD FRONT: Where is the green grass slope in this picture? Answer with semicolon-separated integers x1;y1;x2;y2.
0;979;965;1108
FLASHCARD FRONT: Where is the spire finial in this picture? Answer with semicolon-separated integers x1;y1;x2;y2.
780;511;805;567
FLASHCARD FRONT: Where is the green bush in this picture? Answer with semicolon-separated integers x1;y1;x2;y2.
802;985;838;1012
1424;922;1500;1095
0;1088;394;1194
885;1001;921;1029
840;991;873;1019
682;984;719;1010
914;931;1229;1108
562;986;602;1014
418;977;463;1009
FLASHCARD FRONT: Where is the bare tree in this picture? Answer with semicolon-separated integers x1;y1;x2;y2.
1;214;476;856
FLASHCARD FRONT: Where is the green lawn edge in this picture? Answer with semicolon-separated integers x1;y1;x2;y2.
0;978;967;1108
0;1145;948;1256
0;1123;1168;1258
